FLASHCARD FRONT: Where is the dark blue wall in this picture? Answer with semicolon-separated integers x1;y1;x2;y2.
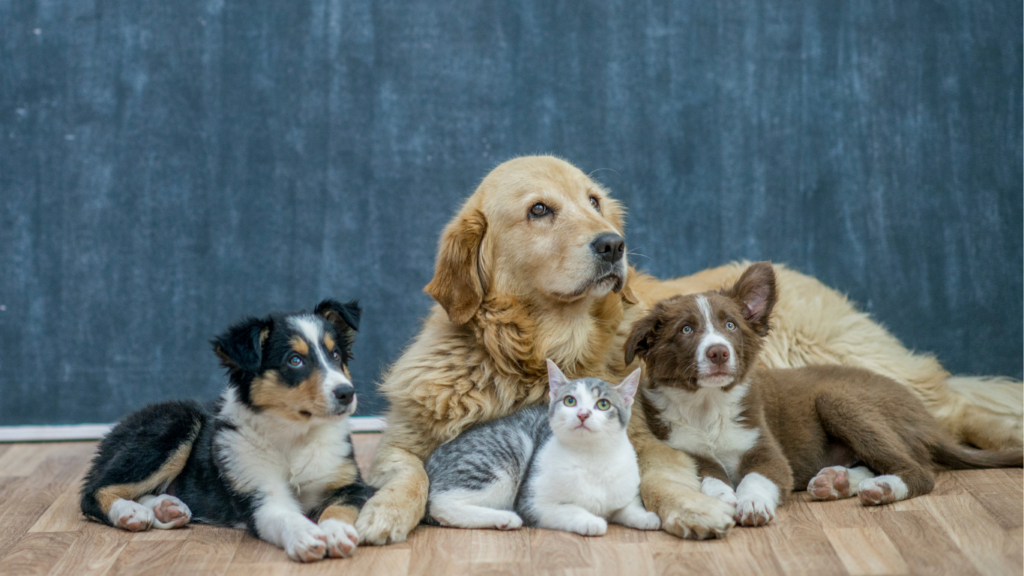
1;1;1020;425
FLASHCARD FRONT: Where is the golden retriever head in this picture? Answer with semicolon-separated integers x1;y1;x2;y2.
426;156;636;325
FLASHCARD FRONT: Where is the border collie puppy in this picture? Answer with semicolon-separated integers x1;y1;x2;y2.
81;300;374;562
624;262;1023;526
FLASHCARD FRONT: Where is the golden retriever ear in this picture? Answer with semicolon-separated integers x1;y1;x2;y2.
424;208;488;325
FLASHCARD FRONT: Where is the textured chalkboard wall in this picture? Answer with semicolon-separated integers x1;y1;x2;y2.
1;1;1020;425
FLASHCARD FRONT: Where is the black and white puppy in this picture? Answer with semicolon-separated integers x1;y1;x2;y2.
81;300;374;563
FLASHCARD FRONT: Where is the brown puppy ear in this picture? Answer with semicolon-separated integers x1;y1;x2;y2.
424;208;488;325
727;261;777;336
624;308;662;365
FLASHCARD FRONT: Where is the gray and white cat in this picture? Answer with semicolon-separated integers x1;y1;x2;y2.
425;360;660;536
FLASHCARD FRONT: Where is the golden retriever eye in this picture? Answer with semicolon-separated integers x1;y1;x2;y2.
589;196;600;212
529;203;551;218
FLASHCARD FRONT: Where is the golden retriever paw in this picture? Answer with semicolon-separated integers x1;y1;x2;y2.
658;492;735;540
354;494;422;545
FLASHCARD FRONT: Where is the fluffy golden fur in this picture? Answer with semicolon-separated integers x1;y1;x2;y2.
356;155;1023;545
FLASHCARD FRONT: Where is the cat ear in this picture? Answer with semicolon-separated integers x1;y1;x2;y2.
615;367;642;406
546;359;570;400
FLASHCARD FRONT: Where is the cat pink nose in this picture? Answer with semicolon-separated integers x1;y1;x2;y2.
577;410;590;422
706;344;730;365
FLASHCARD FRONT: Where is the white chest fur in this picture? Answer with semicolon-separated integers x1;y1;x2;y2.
216;392;353;512
645;382;759;483
527;435;639;517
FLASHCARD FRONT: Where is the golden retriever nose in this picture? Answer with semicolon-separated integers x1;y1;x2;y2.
591;233;625;263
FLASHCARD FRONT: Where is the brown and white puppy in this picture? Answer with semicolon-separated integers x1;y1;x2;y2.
625;262;1024;526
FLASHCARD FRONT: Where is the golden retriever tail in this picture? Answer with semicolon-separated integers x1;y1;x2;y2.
931;440;1024;470
946;375;1023;449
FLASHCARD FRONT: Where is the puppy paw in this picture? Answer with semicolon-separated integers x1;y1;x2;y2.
658;492;735;540
319;519;358;558
140;494;192;529
493;511;523;531
284;523;328;563
701;477;738;508
566;515;607;537
858;475;908;506
354;493;421;545
109;499;154;532
734;495;775;527
808;467;852;501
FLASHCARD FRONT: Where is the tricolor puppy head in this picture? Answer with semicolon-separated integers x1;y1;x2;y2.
624;262;777;391
425;156;637;325
212;299;361;421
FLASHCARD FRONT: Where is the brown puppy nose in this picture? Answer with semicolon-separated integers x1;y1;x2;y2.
706;344;730;365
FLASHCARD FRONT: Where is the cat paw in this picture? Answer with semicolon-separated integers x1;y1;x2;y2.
493;512;523;530
625;511;662;531
109;499;154;532
701;477;738;508
808;467;853;501
567;515;607;536
284;522;328;562
858;476;908;506
319;519;358;558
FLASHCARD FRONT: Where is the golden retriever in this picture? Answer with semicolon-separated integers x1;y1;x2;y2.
355;155;1023;544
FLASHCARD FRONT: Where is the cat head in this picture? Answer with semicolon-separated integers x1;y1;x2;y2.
545;359;641;444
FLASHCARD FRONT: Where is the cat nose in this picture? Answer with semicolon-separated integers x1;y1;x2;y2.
577;410;590;422
706;344;730;365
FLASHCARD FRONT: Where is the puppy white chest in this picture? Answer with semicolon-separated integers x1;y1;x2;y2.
646;383;759;483
217;397;353;511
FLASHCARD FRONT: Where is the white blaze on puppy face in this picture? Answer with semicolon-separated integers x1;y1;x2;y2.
694;295;738;388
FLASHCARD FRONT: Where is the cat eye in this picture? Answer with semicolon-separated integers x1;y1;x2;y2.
288;355;304;368
563;396;577;407
589;196;600;212
596;399;611;411
681;325;693;335
529;203;551;218
726;321;736;331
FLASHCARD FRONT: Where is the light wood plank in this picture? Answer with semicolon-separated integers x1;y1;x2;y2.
823;527;907;575
876;509;981;576
47;523;133;576
0;532;77;576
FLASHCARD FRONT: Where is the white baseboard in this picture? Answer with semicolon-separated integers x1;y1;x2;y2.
0;416;387;443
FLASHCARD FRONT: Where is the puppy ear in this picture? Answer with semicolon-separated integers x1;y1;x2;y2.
546;359;571;400
212;316;272;375
624;309;661;365
315;299;361;343
727;261;777;336
615;367;642;406
424;208;488;325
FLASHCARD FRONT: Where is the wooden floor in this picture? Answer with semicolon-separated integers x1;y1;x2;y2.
0;436;1019;576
